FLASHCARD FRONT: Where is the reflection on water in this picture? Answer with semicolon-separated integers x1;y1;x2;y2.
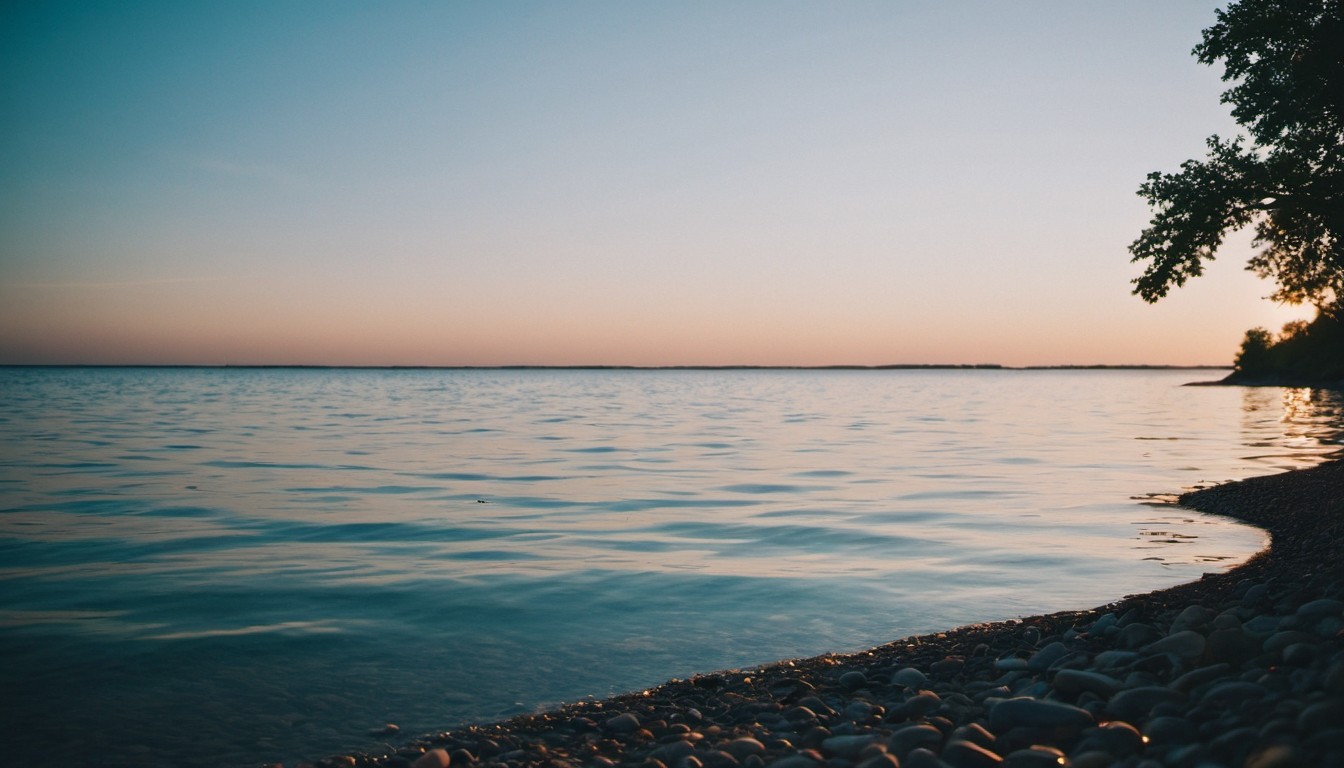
0;368;1341;768
1240;386;1344;467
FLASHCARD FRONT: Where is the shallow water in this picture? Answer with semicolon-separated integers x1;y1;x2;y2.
0;368;1340;767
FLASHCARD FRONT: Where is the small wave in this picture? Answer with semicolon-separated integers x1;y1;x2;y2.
203;460;377;471
792;469;852;478
412;472;572;483
147;620;347;641
718;483;809;494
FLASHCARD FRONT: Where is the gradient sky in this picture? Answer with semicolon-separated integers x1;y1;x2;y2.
0;1;1313;366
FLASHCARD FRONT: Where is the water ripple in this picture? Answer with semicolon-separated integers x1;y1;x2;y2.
0;368;1339;768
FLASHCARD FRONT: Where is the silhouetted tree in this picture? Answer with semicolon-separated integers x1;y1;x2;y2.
1230;311;1344;382
1233;327;1275;374
1129;0;1344;308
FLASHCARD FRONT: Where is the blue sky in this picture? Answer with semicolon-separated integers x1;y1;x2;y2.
0;1;1310;365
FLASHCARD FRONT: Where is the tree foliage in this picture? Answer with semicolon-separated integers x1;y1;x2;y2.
1230;308;1344;383
1130;0;1344;307
1233;327;1275;373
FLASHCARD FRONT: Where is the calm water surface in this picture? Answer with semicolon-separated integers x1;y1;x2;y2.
1;368;1341;767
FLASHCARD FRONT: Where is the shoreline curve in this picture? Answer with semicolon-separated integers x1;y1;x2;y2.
304;460;1344;768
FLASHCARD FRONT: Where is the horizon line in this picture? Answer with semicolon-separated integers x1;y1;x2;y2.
0;363;1234;371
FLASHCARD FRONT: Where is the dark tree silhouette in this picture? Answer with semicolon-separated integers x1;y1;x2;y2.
1233;327;1276;373
1231;310;1344;382
1129;0;1344;308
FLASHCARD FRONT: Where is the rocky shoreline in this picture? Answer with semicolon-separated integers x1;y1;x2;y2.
300;460;1344;768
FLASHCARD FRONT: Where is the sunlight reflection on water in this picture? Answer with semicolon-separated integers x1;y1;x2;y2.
0;368;1340;767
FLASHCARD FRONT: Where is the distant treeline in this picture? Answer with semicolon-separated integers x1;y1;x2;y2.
2;364;1240;371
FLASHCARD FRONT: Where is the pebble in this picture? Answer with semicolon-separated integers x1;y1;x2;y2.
931;656;965;675
839;670;869;690
1026;642;1070;672
1106;686;1183;721
1117;622;1162;649
1002;746;1068;768
942;739;1002;767
410;749;449;768
821;734;877;759
1297;598;1343;617
1092;650;1138;669
1090;612;1118;633
988;698;1094;731
767;754;823;768
1245;745;1307;768
1170;605;1216;632
907;692;943;716
1169;662;1231;693
604;712;641;733
1077;721;1143;756
654;740;697;763
1143;629;1205;659
1206;626;1260;663
843;700;877;721
1068;751;1119;768
1243;583;1270;606
891;667;928;688
1245;614;1280;635
783;706;818;724
1264;630;1318;654
950;722;995;749
1199;680;1267;707
888;724;943;757
903;748;948;768
1051;669;1122;697
1142;715;1195;746
1297;700;1343;732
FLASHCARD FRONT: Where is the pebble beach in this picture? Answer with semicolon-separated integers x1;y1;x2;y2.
298;458;1344;768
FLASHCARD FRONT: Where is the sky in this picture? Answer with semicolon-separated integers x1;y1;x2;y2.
0;1;1314;367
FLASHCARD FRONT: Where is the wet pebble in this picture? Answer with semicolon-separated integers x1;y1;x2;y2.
1143;715;1195;746
1077;721;1144;756
821;734;877;760
950;722;995;749
1051;669;1122;697
1026;642;1069;672
1001;746;1067;768
988;697;1093;731
1106;686;1183;722
1117;623;1162;649
1199;680;1267;707
931;656;965;675
1170;605;1216;632
888;724;943;757
410;749;449;768
903;747;947;768
891;667;928;688
1143;629;1205;660
839;670;869;690
604;712;641;734
856;755;900;768
943;739;1002;767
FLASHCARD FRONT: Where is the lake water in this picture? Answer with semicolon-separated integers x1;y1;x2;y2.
1;368;1341;767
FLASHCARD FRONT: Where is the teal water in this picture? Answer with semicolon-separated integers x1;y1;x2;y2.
1;368;1340;767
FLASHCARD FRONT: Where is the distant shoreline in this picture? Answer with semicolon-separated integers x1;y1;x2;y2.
0;363;1233;371
1183;370;1344;390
